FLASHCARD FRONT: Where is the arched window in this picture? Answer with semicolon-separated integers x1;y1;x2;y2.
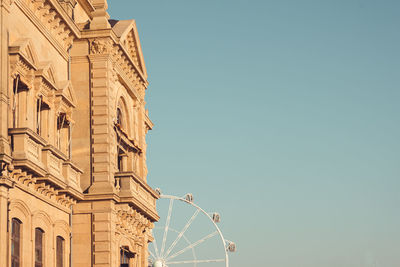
11;218;22;267
120;246;135;267
35;228;44;267
116;107;123;128
56;236;65;267
116;106;127;172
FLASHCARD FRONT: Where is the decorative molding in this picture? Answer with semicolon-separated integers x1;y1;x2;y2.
89;37;113;55
76;0;94;18
10;167;75;212
14;0;79;60
116;203;153;239
111;44;147;101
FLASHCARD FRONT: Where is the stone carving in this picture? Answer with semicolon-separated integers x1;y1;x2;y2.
116;204;152;238
9;167;76;208
0;162;14;179
90;38;113;54
111;46;147;101
24;0;76;49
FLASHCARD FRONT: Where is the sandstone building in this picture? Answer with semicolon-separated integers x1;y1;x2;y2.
0;0;159;266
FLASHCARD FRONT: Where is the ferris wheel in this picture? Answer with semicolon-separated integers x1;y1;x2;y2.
148;190;236;267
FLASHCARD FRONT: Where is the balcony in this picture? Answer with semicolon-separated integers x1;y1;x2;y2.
9;127;83;199
9;128;47;176
115;171;159;221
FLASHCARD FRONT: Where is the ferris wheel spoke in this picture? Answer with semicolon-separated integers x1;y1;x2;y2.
164;209;200;258
161;198;174;257
152;233;161;258
148;249;156;260
166;231;218;261
167;259;225;265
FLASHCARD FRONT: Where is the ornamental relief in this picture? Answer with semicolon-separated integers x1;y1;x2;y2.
20;0;76;49
0;163;76;208
111;46;147;101
9;55;36;87
90;38;113;55
116;204;153;238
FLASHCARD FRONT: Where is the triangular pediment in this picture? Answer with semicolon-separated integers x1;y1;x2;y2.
112;20;147;78
9;38;39;68
37;62;58;87
57;81;77;108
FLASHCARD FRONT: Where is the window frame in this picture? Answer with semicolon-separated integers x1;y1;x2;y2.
34;227;45;267
11;218;22;267
120;246;135;267
56;236;65;267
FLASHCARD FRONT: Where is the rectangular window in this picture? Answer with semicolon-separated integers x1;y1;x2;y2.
12;77;28;129
56;236;64;267
35;228;44;267
57;113;71;157
11;218;21;267
36;98;42;135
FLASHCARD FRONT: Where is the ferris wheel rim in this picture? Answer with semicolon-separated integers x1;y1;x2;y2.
157;194;230;267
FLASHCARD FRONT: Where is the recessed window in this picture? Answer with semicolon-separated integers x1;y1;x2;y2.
11;218;21;267
57;113;71;157
36;97;50;136
35;228;44;267
12;76;28;128
120;246;135;267
117;107;123;127
56;236;65;267
118;149;124;172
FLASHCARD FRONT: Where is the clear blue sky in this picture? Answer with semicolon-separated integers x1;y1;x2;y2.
109;1;400;266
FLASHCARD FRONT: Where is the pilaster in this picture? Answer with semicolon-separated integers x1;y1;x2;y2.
0;162;13;267
92;200;114;267
88;38;115;195
0;0;12;159
0;185;9;267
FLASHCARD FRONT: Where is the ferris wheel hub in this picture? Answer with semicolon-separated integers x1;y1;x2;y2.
153;259;166;267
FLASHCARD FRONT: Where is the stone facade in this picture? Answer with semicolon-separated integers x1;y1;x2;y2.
0;0;159;266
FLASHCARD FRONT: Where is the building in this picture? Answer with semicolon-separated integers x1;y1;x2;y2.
0;0;159;266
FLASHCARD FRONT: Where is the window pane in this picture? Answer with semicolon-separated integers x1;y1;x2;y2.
120;247;134;267
11;219;21;267
56;236;64;267
35;228;44;267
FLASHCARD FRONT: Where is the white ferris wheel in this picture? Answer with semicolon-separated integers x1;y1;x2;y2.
148;190;236;267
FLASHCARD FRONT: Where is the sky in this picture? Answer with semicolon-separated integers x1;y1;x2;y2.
108;1;400;266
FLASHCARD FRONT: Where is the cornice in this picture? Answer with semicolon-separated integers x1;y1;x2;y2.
76;0;95;18
114;64;142;104
14;0;69;60
115;171;159;199
144;112;154;131
7;167;76;212
47;0;81;37
14;0;83;60
81;29;148;89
